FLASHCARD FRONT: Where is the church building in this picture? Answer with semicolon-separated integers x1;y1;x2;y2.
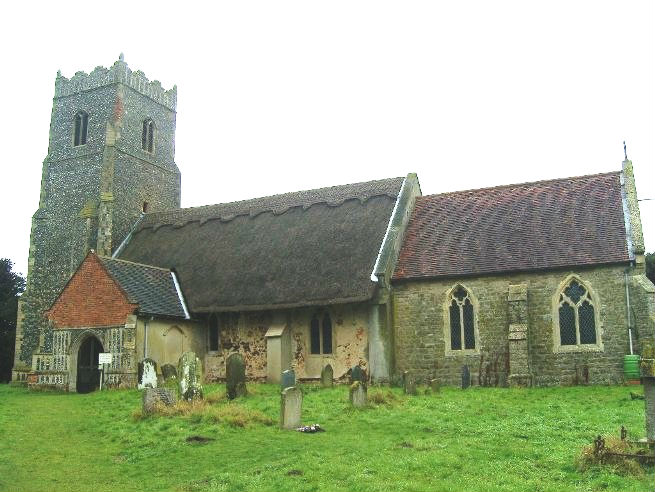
12;57;654;392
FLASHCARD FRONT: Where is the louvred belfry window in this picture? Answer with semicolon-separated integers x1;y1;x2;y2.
558;279;597;346
449;286;476;350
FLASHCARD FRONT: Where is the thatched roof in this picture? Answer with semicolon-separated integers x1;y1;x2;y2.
393;172;630;281
119;177;405;312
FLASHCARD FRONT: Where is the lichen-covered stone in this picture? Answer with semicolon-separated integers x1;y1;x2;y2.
321;364;333;387
142;387;177;414
349;381;367;407
138;358;158;389
161;364;177;382
177;352;203;401
404;371;417;395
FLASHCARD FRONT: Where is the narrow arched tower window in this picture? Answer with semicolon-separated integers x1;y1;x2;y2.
142;118;155;153
73;111;88;146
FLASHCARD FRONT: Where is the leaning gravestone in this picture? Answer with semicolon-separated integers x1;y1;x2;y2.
226;353;247;400
350;381;367;408
161;364;177;382
138;358;158;390
404;371;417;395
461;365;471;389
430;379;440;393
280;386;302;429
281;369;296;391
321;364;334;388
178;352;203;401
351;365;365;383
142;387;177;414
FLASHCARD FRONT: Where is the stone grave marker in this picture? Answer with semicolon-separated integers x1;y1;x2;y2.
226;353;247;400
350;381;367;408
178;352;203;401
404;371;417;395
161;364;177;381
461;365;471;389
641;341;655;441
142;387;177;414
430;379;440;393
351;365;365;383
280;386;302;429
281;369;296;391
138;358;158;390
321;364;333;388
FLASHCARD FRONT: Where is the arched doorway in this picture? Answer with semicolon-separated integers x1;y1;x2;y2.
76;337;103;393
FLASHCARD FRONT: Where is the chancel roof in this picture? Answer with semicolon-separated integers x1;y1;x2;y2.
118;177;405;312
393;172;631;281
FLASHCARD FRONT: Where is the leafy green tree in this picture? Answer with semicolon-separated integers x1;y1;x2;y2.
0;259;25;383
646;252;655;285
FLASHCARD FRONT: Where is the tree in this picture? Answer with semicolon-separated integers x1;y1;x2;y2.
646;252;655;285
0;259;25;383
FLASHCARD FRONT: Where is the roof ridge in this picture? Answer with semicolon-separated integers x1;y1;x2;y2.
144;176;405;218
99;255;171;272
421;170;620;199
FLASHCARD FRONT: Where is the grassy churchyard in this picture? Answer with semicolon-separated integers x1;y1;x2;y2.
0;383;653;492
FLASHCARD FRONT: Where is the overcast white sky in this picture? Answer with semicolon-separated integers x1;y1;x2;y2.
1;1;653;278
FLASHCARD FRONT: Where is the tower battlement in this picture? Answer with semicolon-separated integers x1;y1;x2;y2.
54;54;177;111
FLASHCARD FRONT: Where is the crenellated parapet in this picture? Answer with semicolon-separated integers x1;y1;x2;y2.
54;54;177;110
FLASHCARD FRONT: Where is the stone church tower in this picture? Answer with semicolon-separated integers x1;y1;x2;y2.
12;55;181;381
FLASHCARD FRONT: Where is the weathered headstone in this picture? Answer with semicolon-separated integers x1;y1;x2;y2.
461;365;471;389
430;379;440;393
321;364;334;388
280;386;302;429
281;369;296;391
142;387;177;414
404;371;417;395
640;341;655;442
161;364;177;381
350;381;368;408
226;353;247;400
177;352;203;401
138;358;158;390
351;365;365;383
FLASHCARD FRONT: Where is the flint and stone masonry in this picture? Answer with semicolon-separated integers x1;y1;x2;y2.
13;56;181;382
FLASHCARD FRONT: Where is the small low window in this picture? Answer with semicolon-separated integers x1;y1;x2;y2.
310;313;333;355
142;119;155;153
73;111;88;146
208;315;220;351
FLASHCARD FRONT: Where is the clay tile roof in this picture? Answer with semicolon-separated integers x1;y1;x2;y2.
99;257;187;318
118;177;405;312
393;172;630;281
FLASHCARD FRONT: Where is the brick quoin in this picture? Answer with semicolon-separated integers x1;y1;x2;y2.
47;253;137;328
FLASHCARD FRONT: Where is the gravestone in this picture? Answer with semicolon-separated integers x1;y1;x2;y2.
321;364;334;388
430;379;440;393
461;365;471;389
177;352;203;401
226;353;247;400
351;365;365;383
281;369;296;391
142;387;177;414
161;364;177;381
404;371;417;395
138;358;158;390
350;381;367;408
640;341;655;442
280;386;302;429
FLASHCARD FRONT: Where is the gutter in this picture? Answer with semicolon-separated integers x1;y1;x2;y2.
112;213;145;259
171;271;191;319
371;177;408;282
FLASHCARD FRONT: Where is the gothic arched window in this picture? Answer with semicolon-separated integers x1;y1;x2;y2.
208;314;220;352
142;118;155;153
557;278;599;348
447;285;477;351
73;111;88;146
310;313;333;355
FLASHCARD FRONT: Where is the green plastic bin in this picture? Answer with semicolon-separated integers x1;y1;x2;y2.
623;354;641;380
